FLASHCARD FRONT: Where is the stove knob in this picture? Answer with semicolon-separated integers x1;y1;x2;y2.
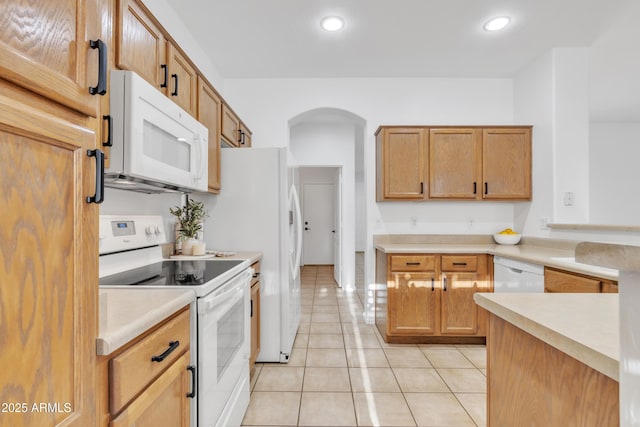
154;226;161;235
145;226;154;236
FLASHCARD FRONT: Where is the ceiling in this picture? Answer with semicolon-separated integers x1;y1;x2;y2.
165;0;638;121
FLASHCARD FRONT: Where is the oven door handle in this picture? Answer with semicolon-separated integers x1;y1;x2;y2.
198;285;243;315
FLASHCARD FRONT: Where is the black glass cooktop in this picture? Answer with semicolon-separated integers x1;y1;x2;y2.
99;260;243;287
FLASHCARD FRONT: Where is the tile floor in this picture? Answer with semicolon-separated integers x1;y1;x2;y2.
242;264;487;427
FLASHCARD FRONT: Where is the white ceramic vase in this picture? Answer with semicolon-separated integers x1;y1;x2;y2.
181;237;197;256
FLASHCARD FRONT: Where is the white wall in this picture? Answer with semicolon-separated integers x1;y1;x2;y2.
223;77;515;313
590;123;640;224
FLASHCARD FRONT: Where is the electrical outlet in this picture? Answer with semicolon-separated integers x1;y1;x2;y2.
467;219;474;229
563;192;574;206
539;216;550;229
409;217;417;228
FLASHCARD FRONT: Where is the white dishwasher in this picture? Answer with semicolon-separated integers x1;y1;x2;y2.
493;256;545;293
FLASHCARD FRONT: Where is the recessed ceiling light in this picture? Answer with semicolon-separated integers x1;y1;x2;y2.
320;16;345;32
483;16;511;32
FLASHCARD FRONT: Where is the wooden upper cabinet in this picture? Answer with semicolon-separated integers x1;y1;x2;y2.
0;82;98;427
167;43;198;116
239;122;253;147
116;0;166;89
221;103;242;147
429;128;482;199
197;77;222;193
376;127;428;201
482;127;532;200
0;0;103;117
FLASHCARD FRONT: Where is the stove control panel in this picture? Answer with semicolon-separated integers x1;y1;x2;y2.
99;215;167;254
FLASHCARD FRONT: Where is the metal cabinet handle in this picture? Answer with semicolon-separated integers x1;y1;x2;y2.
484;182;488;195
443;276;447;292
420;182;424;194
250;299;254;317
431;277;434;291
252;272;260;279
151;340;180;362
237;129;243;143
102;115;112;147
186;365;197;398
171;74;178;96
89;39;107;95
86;149;104;204
406;262;421;266
473;182;477;194
452;262;467;266
160;64;168;88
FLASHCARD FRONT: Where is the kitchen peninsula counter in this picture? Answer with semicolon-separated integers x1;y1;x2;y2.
374;235;619;280
97;288;195;356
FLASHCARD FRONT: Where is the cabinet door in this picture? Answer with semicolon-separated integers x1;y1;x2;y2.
111;352;191;427
377;128;427;200
429;128;481;199
250;282;261;366
117;0;166;89
601;281;618;293
167;42;198;116
440;255;490;336
544;268;602;293
197;77;222;193
482;128;532;199
221;103;241;146
388;272;438;335
0;0;101;116
0;84;98;427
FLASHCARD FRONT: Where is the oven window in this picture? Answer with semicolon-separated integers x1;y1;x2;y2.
217;297;244;380
143;120;191;172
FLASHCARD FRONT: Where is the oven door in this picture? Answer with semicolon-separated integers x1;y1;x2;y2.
197;270;251;426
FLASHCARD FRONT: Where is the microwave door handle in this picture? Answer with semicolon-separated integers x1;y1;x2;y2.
195;135;205;180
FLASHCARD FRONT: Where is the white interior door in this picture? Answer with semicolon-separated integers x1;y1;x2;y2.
333;170;342;285
302;183;335;265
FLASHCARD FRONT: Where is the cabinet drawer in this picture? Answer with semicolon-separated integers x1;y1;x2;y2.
390;255;436;271
544;268;601;293
111;308;190;414
441;255;478;272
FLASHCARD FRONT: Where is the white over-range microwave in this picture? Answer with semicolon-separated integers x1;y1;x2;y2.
106;70;208;193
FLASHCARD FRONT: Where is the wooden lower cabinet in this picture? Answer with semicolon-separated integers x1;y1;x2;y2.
250;260;261;367
544;267;618;293
487;314;618;426
377;252;491;343
97;307;194;427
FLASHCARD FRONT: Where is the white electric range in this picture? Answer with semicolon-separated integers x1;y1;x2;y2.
99;215;252;427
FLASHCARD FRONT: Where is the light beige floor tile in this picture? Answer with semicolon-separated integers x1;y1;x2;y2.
353;392;417;427
306;348;348;367
346;348;389;368
437;368;487;392
349;367;400;392
404;392;475;426
309;322;343;335
298;392;356;426
384;348;432;368
480;368;487;376
456;392;487;427
393;368;449;392
418;344;459;350
312;305;340;314
342;323;377;335
286;347;307;366
299;312;311;323
297;322;311;334
242;391;301;426
294;333;309;348
311;312;340;323
458;346;487;369
308;334;345;349
250;364;263;391
343;333;382;349
253;366;305;392
421;348;475;368
303;367;351;392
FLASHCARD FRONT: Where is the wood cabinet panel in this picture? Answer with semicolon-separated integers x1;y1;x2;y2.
377;128;427;200
388;271;439;335
221;103;241;146
167;43;197;115
117;0;166;88
488;315;619;426
111;351;191;427
250;282;261;367
482;128;532;200
0;82;98;427
0;0;102;116
440;272;481;335
544;268;602;293
441;255;478;272
601;281;618;293
110;309;190;414
197;77;222;193
429;128;481;199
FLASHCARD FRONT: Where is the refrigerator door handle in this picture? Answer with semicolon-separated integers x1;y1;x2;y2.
289;184;303;280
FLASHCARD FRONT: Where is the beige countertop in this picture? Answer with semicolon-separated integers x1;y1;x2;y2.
375;238;619;280
474;293;619;381
97;288;195;356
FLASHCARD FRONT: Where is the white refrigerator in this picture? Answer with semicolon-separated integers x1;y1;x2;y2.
204;147;302;363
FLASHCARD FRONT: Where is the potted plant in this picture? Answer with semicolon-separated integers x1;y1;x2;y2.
170;197;207;255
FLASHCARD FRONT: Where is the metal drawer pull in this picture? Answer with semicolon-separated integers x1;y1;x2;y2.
452;262;467;266
160;64;168;88
406;262;421;266
186;365;197;398
151;340;180;362
431;277;434;291
443;276;447;292
89;39;107;95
